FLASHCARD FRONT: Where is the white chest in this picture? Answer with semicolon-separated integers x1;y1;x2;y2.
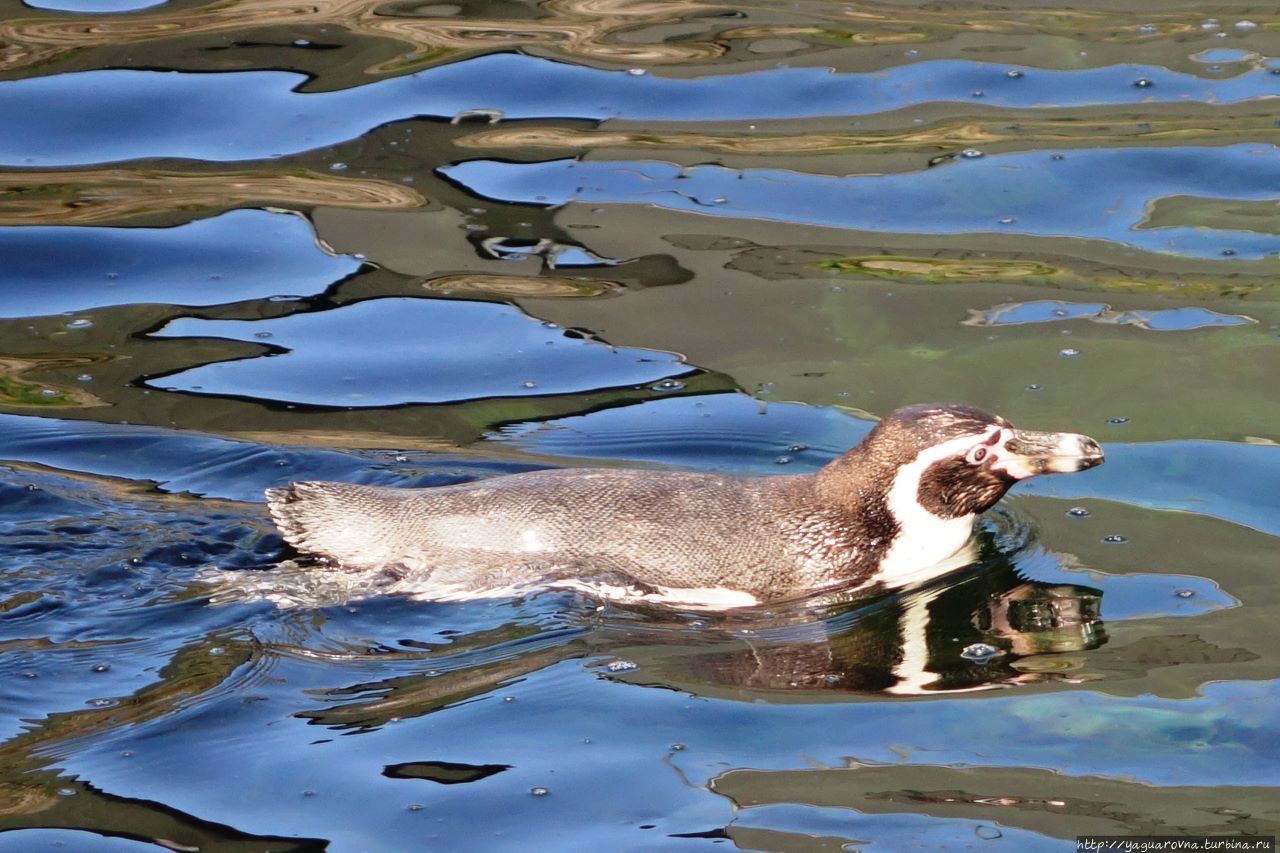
874;433;984;586
876;513;977;587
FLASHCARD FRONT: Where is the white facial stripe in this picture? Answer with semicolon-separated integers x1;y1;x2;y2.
877;427;994;580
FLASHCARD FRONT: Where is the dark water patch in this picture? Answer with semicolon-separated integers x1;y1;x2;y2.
721;803;1057;850
0;209;360;318
4;56;1279;166
146;296;695;407
442;145;1280;260
713;764;1280;845
383;760;511;785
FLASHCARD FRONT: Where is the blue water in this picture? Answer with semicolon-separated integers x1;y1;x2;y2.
3;56;1278;165
1;3;1278;849
443;146;1280;259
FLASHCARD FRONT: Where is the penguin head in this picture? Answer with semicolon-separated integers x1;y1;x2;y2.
869;403;1105;520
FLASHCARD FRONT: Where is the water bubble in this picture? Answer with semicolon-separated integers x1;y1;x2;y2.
626;68;647;76
1139;24;1158;34
77;374;93;382
503;696;516;703
976;825;1003;840
87;697;117;708
39;389;58;397
254;331;274;339
1234;20;1258;30
1059;348;1080;358
960;148;984;159
1025;383;1042;391
407;803;424;811
1200;20;1221;31
960;643;1001;663
670;743;686;751
1102;534;1128;544
1175;589;1196;598
65;318;93;329
904;49;919;57
971;90;985;98
1005;69;1023;79
1222;248;1237;256
830;285;844;293
1050;153;1065;161
1133;78;1154;88
209;646;225;656
999;217;1015;225
1066;507;1091;518
606;659;638;673
788;444;808;453
775;455;792;465
57;788;77;798
293;39;311;46
121;750;133;758
521;380;537;389
1108;417;1129;425
530;786;550;797
649;379;685;393
329;162;348;171
23;671;37;678
92;664;111;673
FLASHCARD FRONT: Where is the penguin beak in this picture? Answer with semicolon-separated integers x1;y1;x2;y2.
992;430;1104;480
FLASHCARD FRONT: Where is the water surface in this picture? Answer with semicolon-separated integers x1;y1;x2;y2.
1;0;1278;849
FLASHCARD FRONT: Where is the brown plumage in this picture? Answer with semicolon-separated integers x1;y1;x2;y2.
266;403;1102;608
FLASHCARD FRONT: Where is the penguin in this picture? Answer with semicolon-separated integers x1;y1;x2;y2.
266;403;1103;609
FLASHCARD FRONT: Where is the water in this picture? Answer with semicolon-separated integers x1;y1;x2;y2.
1;1;1278;849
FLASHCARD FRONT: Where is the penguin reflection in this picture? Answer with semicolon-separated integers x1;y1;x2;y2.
625;566;1105;696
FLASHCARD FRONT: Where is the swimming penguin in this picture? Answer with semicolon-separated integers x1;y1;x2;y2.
266;403;1103;609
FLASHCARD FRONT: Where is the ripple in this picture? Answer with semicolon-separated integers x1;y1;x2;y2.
0;209;359;318
5;57;1280;166
443;146;1280;261
146;297;694;408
